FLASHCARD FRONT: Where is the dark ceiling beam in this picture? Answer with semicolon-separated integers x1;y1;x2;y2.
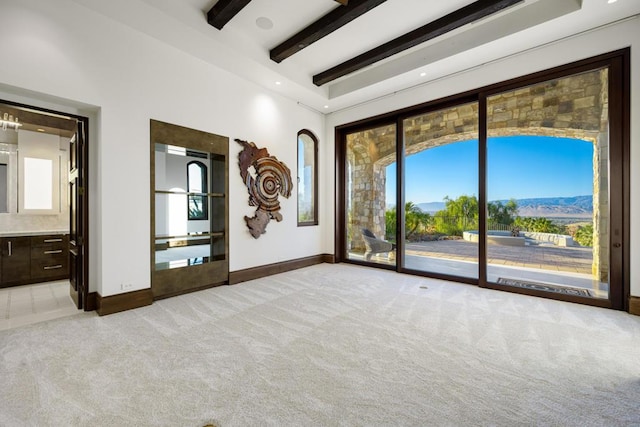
313;0;523;86
207;0;253;30
270;0;387;64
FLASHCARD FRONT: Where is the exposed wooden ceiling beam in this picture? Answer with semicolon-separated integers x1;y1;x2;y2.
270;0;387;64
313;0;523;86
207;0;253;30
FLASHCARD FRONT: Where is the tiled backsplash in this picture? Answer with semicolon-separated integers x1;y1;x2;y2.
0;212;68;235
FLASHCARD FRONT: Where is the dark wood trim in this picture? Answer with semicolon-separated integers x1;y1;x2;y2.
620;49;631;312
395;119;403;270
629;296;640;316
321;254;336;264
96;289;153;316
313;0;523;86
606;51;628;311
85;292;97;311
270;0;387;63
229;254;333;285
207;0;252;30
80;117;90;311
297;129;319;226
478;95;488;287
334;126;346;263
153;282;225;301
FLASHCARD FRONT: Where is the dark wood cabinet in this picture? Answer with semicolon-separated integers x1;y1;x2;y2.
1;237;31;287
0;234;69;287
30;235;69;281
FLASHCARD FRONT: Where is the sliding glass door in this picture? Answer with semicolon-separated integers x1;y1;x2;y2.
486;68;610;300
402;103;479;279
345;123;397;267
337;50;628;310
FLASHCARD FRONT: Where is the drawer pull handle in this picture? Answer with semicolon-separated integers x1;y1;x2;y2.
44;265;63;270
44;250;63;254
44;238;63;243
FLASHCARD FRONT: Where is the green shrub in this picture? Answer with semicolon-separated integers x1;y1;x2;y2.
574;223;593;247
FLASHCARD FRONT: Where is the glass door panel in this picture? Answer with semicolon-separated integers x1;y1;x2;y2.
486;68;609;299
346;124;396;266
402;102;479;278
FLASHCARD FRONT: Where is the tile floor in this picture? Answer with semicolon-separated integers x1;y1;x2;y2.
0;280;81;331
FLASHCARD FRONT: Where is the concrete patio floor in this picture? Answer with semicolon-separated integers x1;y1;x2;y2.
348;239;608;298
404;239;593;274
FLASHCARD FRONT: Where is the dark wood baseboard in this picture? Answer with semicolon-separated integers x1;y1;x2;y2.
153;282;226;301
229;253;335;285
96;288;153;316
629;296;640;316
85;292;97;311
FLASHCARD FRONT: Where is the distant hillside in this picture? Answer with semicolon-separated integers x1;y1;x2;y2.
509;195;592;218
416;195;592;218
416;202;446;213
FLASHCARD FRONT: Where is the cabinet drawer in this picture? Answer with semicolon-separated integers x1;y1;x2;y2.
30;256;69;280
31;235;69;249
31;246;67;260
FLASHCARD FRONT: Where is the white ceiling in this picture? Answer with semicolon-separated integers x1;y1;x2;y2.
77;0;639;113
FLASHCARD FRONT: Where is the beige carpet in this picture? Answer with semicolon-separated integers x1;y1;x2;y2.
1;263;639;426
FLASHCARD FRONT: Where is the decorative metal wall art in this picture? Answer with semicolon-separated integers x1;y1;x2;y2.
236;139;293;238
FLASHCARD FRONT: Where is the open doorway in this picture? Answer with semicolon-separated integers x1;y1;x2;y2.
0;99;89;329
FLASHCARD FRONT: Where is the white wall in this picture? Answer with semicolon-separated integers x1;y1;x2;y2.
0;0;325;297
325;17;640;298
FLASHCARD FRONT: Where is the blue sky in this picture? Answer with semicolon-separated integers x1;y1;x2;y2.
386;135;594;204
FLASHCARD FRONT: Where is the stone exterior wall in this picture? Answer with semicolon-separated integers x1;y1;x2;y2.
347;68;609;281
346;126;395;249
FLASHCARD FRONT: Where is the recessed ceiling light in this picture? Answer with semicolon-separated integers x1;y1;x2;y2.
37;128;45;132
607;0;617;3
275;81;281;85
256;17;273;30
420;72;426;77
324;105;329;109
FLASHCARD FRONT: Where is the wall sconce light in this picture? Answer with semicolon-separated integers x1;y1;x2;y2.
1;112;21;132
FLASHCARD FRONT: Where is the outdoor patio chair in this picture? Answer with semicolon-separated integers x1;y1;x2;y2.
361;228;396;261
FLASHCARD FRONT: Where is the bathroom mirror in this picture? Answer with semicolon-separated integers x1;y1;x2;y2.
151;120;229;299
0;102;75;215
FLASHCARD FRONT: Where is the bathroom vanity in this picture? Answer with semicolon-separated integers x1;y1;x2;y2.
0;231;69;288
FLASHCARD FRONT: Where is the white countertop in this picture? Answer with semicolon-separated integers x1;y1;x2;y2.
0;230;69;237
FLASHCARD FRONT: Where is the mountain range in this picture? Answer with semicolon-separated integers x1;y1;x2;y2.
416;195;593;218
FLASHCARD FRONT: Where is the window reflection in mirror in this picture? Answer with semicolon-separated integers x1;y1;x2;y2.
24;157;53;210
154;143;225;270
187;161;208;221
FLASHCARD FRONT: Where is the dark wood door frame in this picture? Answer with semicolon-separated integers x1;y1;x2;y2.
0;98;91;311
